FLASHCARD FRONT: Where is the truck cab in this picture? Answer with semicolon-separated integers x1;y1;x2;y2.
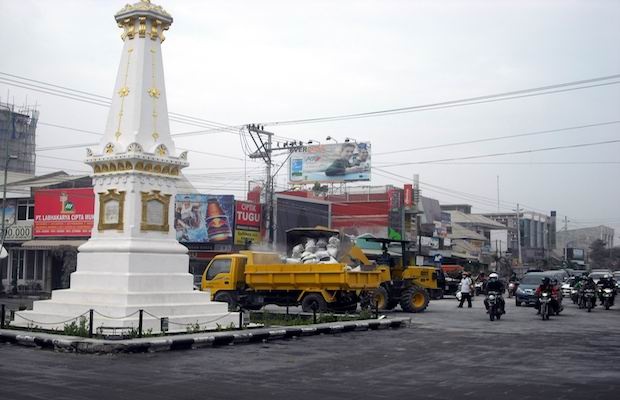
202;254;247;296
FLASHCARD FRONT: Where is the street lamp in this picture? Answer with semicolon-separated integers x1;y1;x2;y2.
307;140;321;145
325;136;338;143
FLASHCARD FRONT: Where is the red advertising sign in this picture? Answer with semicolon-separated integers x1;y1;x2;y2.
234;201;262;245
34;188;95;237
404;184;413;209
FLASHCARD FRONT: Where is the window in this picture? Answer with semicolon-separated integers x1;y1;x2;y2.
17;199;35;221
0;257;7;279
205;259;231;281
12;250;24;279
35;252;44;280
26;250;35;280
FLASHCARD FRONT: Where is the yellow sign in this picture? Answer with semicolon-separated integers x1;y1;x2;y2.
234;229;261;246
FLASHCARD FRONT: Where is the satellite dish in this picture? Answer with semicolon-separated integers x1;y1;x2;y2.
0;246;7;259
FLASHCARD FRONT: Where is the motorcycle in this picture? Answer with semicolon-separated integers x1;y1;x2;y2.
570;288;579;304
474;281;484;296
581;288;597;312
486;291;503;321
507;281;519;299
600;288;615;310
539;291;552;321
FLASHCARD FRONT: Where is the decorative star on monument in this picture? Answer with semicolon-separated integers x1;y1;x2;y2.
118;86;130;97
148;87;160;98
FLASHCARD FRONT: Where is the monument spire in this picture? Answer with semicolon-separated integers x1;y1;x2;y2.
97;0;175;157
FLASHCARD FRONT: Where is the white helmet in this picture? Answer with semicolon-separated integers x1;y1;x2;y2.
489;273;499;279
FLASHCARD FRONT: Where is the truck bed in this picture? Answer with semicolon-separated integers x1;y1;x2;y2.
245;263;388;291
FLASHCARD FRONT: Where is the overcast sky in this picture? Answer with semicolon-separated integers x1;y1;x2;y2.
1;0;619;236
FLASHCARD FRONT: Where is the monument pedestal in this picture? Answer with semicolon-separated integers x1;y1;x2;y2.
15;238;237;333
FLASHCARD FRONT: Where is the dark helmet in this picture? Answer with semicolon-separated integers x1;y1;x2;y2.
542;277;551;285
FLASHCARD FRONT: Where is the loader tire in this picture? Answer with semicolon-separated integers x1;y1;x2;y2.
301;293;328;313
400;286;430;313
385;299;399;310
371;287;390;310
214;292;239;312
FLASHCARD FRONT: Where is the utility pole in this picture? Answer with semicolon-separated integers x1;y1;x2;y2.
247;124;274;245
563;216;568;263
515;203;523;266
496;175;500;212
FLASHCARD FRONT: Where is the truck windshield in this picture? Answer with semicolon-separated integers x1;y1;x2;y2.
206;259;231;280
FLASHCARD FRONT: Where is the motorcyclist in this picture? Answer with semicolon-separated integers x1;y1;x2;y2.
475;272;487;295
579;276;598;308
535;277;559;314
484;273;505;314
597;274;617;303
509;272;518;283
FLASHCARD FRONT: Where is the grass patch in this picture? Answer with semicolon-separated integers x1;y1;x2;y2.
249;309;374;327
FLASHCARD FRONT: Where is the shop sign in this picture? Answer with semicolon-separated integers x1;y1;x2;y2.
3;223;33;242
34;188;95;237
234;201;262;245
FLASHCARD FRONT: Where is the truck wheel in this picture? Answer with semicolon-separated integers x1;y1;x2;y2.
302;293;327;313
400;286;430;313
214;292;239;312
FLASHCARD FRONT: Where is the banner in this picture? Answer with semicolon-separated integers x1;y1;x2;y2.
34;189;95;236
175;194;234;243
1;200;16;225
234;201;262;245
288;142;371;183
404;184;413;209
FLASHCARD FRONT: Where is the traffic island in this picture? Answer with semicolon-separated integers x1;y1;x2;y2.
0;316;410;354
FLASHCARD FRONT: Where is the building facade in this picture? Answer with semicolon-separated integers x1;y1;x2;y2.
556;225;615;257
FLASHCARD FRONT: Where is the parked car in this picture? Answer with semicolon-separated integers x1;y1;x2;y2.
515;272;564;307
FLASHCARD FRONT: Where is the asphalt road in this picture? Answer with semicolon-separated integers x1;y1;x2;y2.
1;295;619;400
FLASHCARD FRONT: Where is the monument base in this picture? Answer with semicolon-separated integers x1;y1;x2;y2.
13;242;238;334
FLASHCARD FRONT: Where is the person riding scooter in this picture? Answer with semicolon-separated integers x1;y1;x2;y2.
535;277;559;315
484;273;505;314
579;276;598;308
597;274;617;305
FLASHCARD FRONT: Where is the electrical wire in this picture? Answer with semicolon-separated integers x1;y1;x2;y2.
378;139;620;167
259;74;620;126
373;120;620;156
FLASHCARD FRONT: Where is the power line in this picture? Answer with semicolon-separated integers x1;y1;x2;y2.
373;120;620;156
259;74;620;126
378;139;620;167
0;72;299;142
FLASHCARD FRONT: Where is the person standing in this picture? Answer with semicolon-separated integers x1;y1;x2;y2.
458;271;473;308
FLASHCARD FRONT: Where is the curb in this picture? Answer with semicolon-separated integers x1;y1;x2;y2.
0;317;410;354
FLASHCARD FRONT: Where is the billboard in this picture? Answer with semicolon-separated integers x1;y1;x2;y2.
175;194;234;243
288;142;371;183
34;188;95;237
234;201;262;245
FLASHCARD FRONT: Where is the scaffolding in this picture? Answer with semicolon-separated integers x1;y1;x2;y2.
0;101;38;175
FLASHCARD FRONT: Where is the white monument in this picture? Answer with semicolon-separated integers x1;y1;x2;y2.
14;0;237;333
